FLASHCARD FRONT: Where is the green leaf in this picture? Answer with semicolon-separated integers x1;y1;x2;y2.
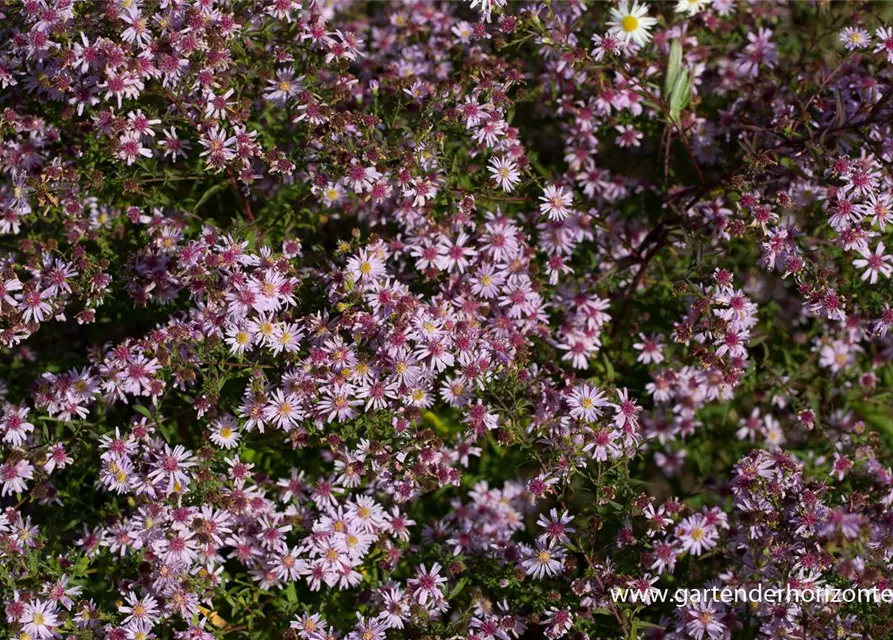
601;352;615;382
134;404;153;420
192;181;229;214
636;621;665;629
448;577;467;599
749;333;769;347
665;39;683;97
669;69;691;123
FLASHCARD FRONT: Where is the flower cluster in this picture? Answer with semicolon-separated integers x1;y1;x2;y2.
1;1;893;639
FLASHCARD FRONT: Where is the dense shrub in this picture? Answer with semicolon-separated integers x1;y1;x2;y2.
1;1;893;639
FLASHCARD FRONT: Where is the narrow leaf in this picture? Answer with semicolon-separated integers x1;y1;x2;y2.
192;182;229;214
133;404;153;420
665;39;683;96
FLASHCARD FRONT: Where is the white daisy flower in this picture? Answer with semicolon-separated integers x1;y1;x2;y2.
675;0;711;16
840;26;870;51
210;416;241;449
607;1;658;47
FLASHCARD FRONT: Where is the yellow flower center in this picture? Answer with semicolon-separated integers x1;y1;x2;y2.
621;15;639;32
